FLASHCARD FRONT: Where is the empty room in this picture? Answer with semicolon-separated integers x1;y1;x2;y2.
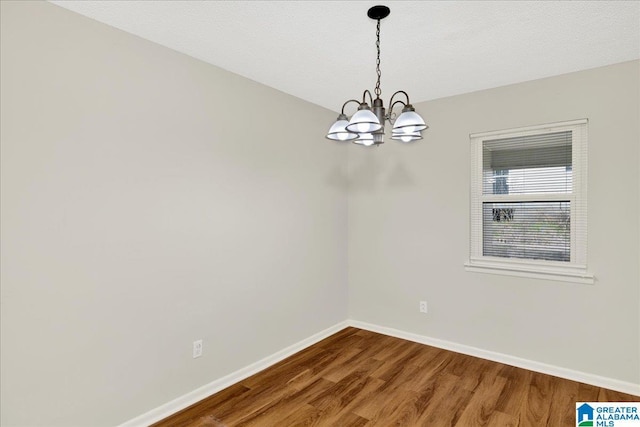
1;1;639;426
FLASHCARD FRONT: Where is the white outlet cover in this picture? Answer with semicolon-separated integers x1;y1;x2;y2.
193;339;203;358
419;301;428;313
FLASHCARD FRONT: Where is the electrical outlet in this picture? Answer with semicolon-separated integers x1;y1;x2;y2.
419;301;428;313
193;339;203;358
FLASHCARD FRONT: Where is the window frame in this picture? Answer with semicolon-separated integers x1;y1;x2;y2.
465;119;594;284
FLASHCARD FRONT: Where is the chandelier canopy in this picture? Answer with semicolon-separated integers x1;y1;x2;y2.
326;5;428;146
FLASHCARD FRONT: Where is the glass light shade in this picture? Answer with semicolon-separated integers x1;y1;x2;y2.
326;117;358;141
353;133;375;147
391;130;423;143
345;108;382;134
392;110;428;134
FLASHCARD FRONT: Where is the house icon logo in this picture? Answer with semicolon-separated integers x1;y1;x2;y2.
577;403;594;426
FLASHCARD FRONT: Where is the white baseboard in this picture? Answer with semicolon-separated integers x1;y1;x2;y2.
117;320;349;427
348;319;640;397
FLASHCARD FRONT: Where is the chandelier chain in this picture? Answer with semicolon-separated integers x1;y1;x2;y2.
375;19;381;98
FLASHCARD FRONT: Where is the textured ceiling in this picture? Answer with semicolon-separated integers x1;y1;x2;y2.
50;1;640;112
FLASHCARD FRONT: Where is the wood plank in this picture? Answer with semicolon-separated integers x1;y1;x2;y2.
316;375;385;424
547;377;579;427
485;410;519;427
454;374;508;426
494;364;531;417
413;376;474;427
232;378;335;426
349;364;424;420
364;388;423;426
519;372;554;426
318;346;372;383
150;383;249;427
309;359;387;412
270;403;322;427
576;382;601;402
315;410;370;427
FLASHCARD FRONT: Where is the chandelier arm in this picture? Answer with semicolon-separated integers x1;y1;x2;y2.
386;90;411;123
388;90;411;107
387;100;407;124
361;90;374;105
341;99;362;115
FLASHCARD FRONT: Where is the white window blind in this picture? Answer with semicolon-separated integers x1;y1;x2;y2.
467;120;592;284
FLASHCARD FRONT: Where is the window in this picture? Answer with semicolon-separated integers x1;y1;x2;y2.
465;119;593;284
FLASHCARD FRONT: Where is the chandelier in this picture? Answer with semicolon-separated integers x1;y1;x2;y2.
326;5;428;147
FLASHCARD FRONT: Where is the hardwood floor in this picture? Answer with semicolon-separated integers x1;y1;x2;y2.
153;327;638;427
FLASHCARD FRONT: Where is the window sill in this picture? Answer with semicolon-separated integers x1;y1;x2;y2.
464;259;595;284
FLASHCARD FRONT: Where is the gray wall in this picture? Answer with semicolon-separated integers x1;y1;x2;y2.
348;60;640;385
0;2;347;425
